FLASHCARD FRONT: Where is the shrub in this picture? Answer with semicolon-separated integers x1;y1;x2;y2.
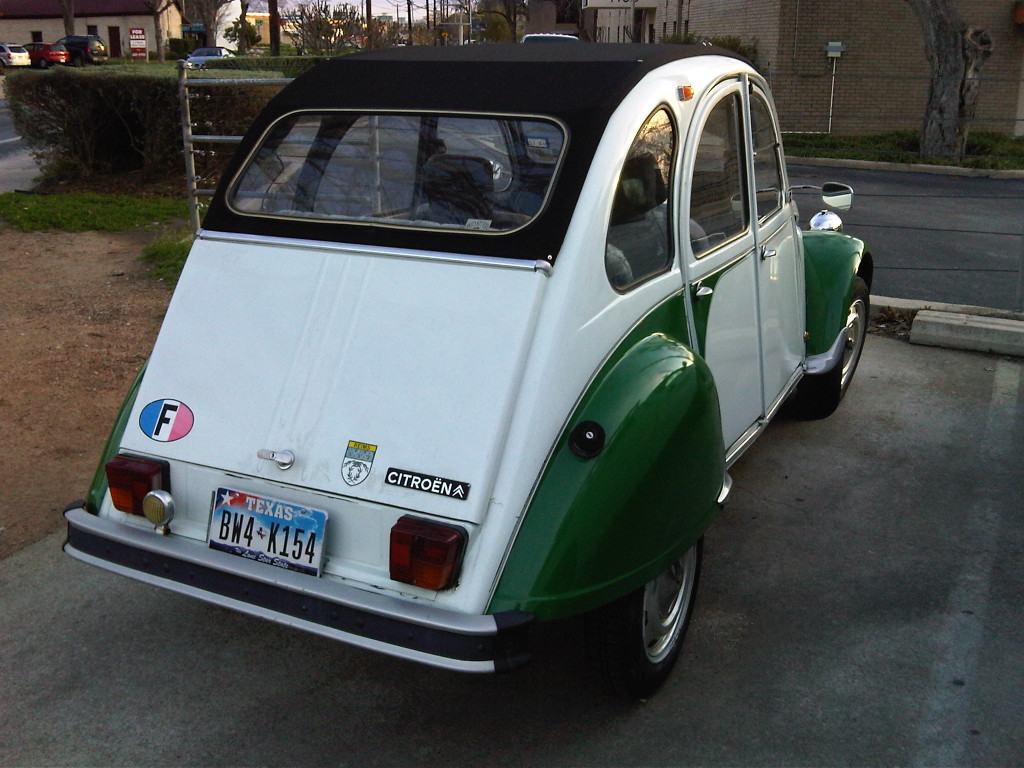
5;66;289;180
663;33;758;67
204;55;331;78
6;67;181;177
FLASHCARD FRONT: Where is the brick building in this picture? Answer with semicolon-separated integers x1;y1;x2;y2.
583;0;1024;136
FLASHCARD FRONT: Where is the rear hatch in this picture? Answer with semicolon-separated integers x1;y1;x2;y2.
118;237;547;532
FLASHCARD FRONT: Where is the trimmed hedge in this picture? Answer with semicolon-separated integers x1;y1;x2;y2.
7;67;181;177
205;55;330;78
5;65;288;180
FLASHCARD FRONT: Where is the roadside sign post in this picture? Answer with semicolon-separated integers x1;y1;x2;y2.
129;28;147;60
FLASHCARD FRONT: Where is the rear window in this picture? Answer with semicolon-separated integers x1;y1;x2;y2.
228;112;566;234
9;46;27;53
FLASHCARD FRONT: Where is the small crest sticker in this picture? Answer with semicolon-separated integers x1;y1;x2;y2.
139;399;194;442
342;440;377;486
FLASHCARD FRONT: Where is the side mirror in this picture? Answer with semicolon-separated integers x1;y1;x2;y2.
821;181;853;211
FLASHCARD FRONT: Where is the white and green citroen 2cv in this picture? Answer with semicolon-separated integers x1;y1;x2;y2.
65;44;872;698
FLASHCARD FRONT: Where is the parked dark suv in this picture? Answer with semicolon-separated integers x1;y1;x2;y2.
55;35;108;65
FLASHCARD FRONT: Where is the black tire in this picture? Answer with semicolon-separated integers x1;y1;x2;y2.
788;276;869;420
586;539;702;699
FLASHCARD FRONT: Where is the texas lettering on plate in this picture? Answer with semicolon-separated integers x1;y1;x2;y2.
208;488;328;576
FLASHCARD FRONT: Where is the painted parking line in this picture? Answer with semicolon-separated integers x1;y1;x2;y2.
911;358;1023;767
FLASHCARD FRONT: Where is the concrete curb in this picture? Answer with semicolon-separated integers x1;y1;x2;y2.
786;155;1024;180
872;295;1024;358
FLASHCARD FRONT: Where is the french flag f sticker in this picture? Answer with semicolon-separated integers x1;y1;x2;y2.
140;399;195;442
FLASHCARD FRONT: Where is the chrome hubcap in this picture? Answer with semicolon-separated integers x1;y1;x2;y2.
642;546;698;663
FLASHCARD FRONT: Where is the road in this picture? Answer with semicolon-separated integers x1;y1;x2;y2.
0;93;23;154
790;163;1024;312
2;335;1022;766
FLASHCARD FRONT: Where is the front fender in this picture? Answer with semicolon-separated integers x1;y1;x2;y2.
802;229;872;357
489;323;724;621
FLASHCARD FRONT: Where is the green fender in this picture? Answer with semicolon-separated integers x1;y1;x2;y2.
488;298;724;621
85;361;148;514
802;230;872;356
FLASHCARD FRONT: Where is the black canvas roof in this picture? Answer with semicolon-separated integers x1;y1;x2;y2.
203;44;745;261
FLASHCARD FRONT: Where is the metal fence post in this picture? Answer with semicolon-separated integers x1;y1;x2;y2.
177;61;202;233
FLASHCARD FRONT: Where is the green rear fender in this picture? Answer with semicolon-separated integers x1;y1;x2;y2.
85;361;148;514
489;327;724;621
802;230;872;356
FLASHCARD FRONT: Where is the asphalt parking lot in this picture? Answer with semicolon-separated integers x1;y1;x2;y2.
2;334;1021;767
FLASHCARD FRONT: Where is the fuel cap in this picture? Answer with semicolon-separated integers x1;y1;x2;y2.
569;420;605;459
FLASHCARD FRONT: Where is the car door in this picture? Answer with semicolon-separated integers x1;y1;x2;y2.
682;80;761;457
748;83;804;416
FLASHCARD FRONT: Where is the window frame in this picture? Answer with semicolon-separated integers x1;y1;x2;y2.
224;108;570;237
685;88;751;261
604;105;678;293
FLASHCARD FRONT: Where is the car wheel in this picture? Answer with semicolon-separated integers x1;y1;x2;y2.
787;276;869;420
586;539;702;699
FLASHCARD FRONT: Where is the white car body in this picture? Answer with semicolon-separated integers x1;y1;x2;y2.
65;44;871;695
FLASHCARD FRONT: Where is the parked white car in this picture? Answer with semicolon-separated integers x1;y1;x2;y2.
65;44;872;698
0;43;31;68
183;46;233;69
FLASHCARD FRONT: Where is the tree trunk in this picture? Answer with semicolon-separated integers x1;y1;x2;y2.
269;0;281;56
904;0;993;160
60;0;75;36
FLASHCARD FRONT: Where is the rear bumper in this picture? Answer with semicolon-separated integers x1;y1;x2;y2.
64;507;532;673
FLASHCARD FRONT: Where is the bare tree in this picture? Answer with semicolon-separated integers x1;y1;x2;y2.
57;0;75;37
189;0;236;46
142;0;176;62
288;0;363;53
476;0;526;41
904;0;993;160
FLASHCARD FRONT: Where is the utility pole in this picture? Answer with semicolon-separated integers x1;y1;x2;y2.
366;0;375;47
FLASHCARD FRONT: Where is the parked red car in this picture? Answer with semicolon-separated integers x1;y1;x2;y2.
23;42;70;68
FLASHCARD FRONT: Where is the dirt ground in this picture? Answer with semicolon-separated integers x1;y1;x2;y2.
0;228;172;559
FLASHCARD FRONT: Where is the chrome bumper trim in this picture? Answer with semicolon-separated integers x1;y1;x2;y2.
805;327;847;376
64;508;532;673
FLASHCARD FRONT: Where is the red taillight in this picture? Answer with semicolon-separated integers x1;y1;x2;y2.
105;454;169;516
389;516;467;591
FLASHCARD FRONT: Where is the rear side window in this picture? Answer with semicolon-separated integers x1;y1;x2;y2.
605;108;675;290
228;112;566;234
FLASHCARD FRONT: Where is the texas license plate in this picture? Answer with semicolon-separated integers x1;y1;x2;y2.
208;488;328;576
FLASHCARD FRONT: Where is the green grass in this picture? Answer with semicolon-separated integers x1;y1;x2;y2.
141;229;194;286
0;191;188;232
784;130;1024;170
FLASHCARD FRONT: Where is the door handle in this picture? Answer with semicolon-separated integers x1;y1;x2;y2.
258;449;295;470
694;285;713;300
760;246;777;261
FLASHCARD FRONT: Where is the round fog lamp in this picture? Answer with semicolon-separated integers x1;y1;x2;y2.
142;490;175;526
